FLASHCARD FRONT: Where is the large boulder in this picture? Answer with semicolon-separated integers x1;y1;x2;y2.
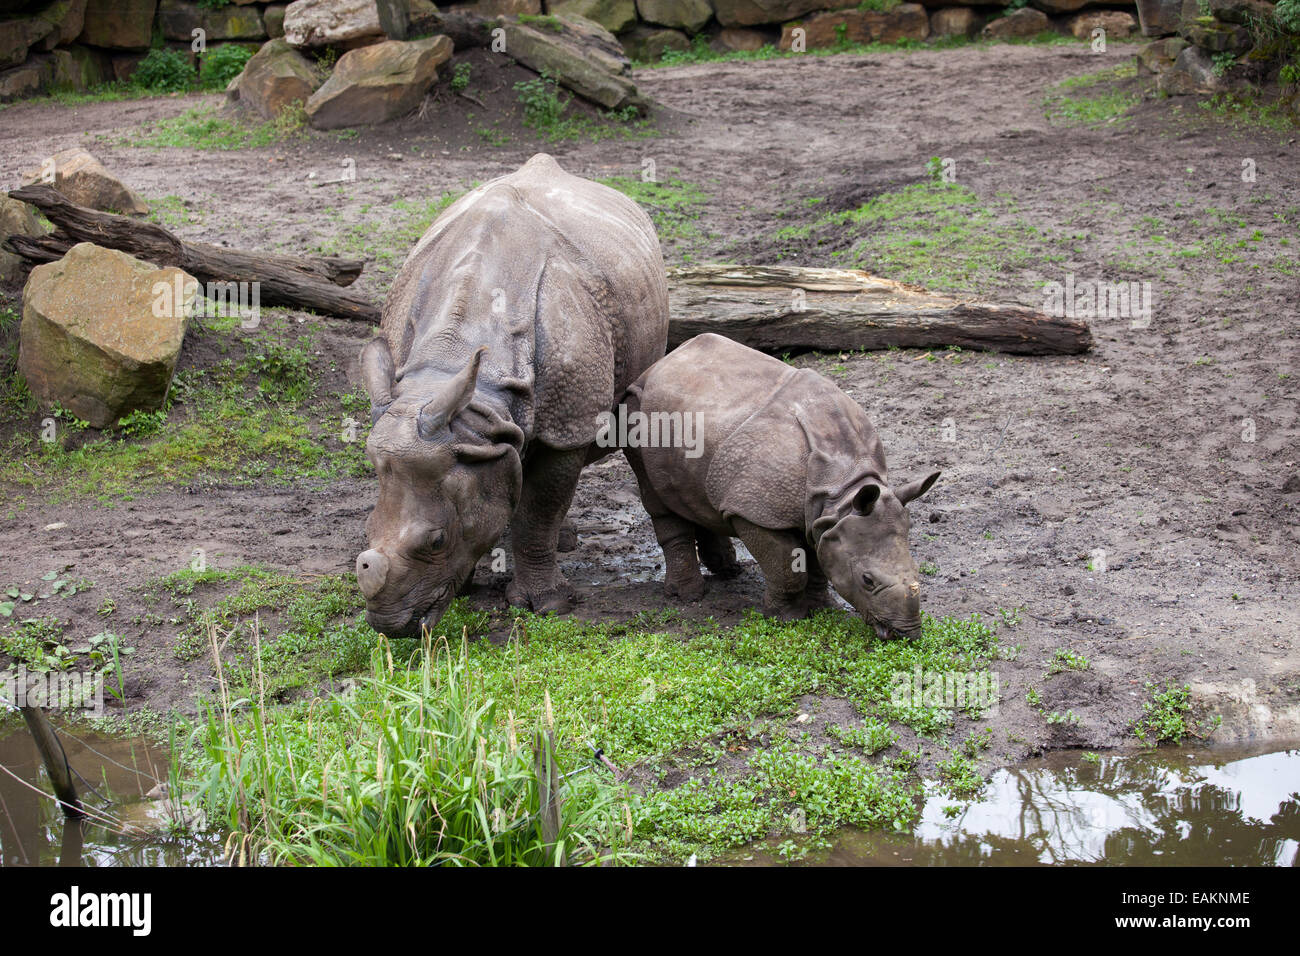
1157;43;1223;94
712;0;826;28
21;148;149;216
34;0;90;52
0;196;46;286
929;6;980;37
282;0;408;49
779;4;930;49
620;24;690;60
0;12;56;69
1028;0;1089;13
1134;35;1188;73
158;0;267;42
711;26;771;51
50;44;112;91
18;243;195;429
501;14;642;111
478;0;541;13
264;3;289;37
1135;0;1182;36
77;0;157;50
1203;0;1276;24
980;6;1049;39
1180;17;1254;54
636;0;713;34
226;37;320;117
1068;10;1137;39
549;0;638;34
305;34;451;129
0;55;53;99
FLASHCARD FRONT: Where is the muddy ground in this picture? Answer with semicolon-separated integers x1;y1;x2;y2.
0;41;1297;766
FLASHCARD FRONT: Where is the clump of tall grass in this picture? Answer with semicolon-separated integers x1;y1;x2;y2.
184;622;633;866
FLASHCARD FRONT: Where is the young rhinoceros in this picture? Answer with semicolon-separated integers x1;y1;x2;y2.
355;154;668;638
622;334;939;640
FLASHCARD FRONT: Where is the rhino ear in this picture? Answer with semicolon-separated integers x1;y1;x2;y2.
895;470;940;506
417;346;487;440
360;336;395;425
851;483;881;516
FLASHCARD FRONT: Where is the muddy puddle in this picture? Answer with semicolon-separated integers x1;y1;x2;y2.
0;725;226;867
3;724;1296;867
732;742;1300;867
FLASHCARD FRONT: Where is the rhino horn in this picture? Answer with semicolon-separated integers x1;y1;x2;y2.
356;549;390;599
417;346;488;440
360;336;396;424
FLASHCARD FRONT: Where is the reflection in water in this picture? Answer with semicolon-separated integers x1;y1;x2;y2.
0;725;226;867
743;743;1300;867
4;725;1298;867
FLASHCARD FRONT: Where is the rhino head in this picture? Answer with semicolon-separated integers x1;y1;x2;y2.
809;459;940;641
355;339;523;638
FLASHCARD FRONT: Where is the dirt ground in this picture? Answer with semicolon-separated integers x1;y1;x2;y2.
1;41;1298;761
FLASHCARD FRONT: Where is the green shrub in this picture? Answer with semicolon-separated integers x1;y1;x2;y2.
515;74;570;130
200;44;253;90
134;48;195;92
450;61;471;92
1277;0;1300;33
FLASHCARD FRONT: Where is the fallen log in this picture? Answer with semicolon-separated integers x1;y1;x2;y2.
666;264;1092;356
7;185;377;322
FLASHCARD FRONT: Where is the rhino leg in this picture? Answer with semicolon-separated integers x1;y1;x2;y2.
732;518;809;622
697;530;742;579
802;550;838;612
625;447;704;601
506;445;586;614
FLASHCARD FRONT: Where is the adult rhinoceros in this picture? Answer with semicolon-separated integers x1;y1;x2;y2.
355;154;668;638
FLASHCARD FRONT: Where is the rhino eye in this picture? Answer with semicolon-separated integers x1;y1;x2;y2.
861;573;875;589
425;529;446;552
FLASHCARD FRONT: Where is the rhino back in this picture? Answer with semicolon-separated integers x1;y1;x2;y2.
381;154;668;451
635;334;883;533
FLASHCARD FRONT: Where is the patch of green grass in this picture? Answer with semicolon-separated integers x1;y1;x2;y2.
937;752;984;796
186;638;633;865
316;191;464;276
774;181;1044;292
1132;681;1219;745
1048;647;1091;674
145;194;203;229
597;176;709;248
513;74;654;144
827;716;898;755
125;103;308;151
167;570;1005;862
0;318;371;502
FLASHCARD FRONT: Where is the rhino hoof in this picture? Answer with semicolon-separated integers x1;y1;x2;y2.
665;574;705;603
507;578;576;615
764;600;807;623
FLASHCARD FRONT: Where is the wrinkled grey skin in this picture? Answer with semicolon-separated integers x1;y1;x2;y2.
623;333;940;640
356;153;668;638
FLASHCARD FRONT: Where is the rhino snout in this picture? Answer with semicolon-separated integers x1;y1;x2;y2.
356;549;390;599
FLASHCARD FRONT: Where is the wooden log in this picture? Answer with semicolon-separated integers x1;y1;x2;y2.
6;186;379;322
666;264;1092;356
19;706;83;819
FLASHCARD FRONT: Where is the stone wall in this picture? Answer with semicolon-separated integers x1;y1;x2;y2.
0;0;287;100
543;0;1146;58
10;0;1290;106
1132;0;1296;104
